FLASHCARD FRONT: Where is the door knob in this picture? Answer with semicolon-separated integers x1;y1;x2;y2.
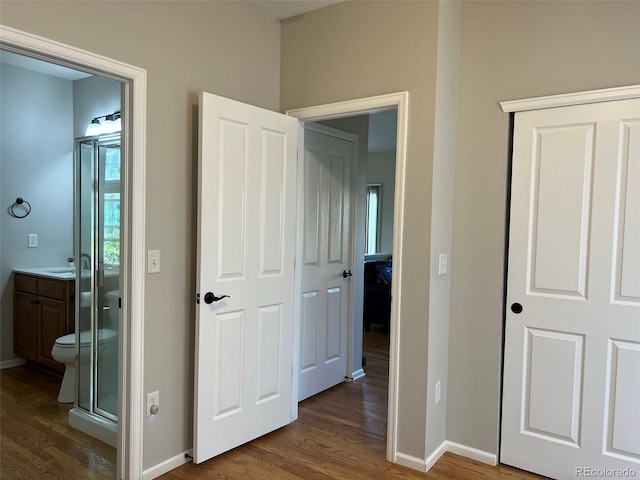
204;292;230;304
510;303;523;314
343;270;353;278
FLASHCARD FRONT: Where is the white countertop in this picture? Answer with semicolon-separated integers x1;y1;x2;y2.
14;267;76;280
13;267;119;280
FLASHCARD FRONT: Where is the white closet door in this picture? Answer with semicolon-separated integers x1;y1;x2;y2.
501;98;640;479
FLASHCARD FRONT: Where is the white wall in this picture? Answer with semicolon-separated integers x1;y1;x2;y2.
365;150;395;255
0;63;74;364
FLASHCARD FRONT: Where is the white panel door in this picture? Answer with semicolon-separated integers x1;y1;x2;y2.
502;98;640;479
194;92;298;464
298;124;354;401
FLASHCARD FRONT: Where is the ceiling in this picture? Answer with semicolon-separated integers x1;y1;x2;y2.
248;0;343;20
0;50;90;80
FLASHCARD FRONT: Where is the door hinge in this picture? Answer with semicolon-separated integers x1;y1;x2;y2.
196;293;200;304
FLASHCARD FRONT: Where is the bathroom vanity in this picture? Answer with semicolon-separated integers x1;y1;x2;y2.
13;269;75;373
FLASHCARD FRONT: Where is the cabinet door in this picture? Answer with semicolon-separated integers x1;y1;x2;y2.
14;292;38;361
39;297;66;372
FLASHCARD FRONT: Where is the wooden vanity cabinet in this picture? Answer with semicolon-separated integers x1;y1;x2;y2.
13;273;75;373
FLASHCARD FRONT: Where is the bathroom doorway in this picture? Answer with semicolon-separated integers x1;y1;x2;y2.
0;24;146;478
0;48;122;443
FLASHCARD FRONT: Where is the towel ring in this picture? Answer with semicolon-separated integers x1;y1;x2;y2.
9;197;31;219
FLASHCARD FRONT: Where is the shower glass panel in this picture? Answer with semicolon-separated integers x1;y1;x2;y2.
76;134;120;423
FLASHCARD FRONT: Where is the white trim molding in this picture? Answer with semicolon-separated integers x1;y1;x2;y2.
142;452;191;480
287;91;409;465
501;84;640;113
446;440;498;466
425;441;448;471
396;452;429;473
0;358;27;370
0;24;147;480
397;440;496;474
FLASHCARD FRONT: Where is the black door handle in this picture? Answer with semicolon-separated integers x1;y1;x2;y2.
343;270;353;278
511;303;523;314
204;292;230;304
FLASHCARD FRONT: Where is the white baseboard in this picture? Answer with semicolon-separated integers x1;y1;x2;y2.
1;358;26;369
347;368;365;381
395;440;496;475
142;451;191;480
395;452;428;472
446;440;497;466
425;441;447;471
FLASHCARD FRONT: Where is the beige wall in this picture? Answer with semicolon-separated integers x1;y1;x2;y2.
281;0;440;460
0;1;281;469
448;0;640;455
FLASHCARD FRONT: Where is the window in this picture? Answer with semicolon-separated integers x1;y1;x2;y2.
102;144;121;266
365;184;382;254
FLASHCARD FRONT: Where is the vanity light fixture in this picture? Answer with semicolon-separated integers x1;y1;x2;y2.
86;111;121;136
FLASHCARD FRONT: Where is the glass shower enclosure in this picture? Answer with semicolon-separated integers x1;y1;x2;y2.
74;133;121;435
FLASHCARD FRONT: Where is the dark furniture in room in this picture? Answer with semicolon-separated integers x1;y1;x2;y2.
363;260;392;331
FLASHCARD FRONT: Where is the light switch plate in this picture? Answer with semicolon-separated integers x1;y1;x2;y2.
438;253;448;276
148;250;160;273
28;233;38;248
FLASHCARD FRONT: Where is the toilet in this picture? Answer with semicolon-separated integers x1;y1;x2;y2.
51;329;118;403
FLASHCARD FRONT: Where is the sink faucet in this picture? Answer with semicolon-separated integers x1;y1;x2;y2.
80;253;91;270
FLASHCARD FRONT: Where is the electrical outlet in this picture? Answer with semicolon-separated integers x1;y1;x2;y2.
147;390;159;416
435;381;441;405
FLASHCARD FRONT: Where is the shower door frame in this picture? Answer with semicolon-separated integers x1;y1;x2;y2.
0;25;147;480
75;133;121;425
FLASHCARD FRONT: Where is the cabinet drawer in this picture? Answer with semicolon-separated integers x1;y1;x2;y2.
14;274;37;295
38;278;67;300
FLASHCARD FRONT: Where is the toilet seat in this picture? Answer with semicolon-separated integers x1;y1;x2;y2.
51;329;118;404
54;329;118;348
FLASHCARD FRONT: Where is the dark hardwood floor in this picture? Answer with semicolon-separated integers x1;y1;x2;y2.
0;363;117;479
1;332;543;479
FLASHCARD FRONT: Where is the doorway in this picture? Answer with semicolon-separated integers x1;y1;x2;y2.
0;25;147;479
288;91;408;461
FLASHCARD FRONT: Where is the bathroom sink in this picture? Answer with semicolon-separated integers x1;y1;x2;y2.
49;271;76;278
43;267;76;274
42;267;76;278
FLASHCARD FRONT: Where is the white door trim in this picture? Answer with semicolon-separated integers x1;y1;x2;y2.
501;84;640;112
0;25;147;480
287;91;409;463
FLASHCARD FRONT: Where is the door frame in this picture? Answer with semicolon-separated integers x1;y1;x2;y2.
287;91;409;462
499;83;640;465
0;25;147;479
